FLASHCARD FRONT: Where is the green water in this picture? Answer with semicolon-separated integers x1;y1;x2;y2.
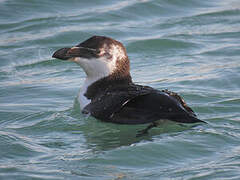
1;0;240;179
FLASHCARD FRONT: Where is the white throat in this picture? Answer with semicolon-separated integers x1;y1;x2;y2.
78;76;99;110
72;56;116;110
70;44;126;110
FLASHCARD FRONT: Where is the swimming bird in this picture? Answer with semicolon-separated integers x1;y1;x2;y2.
52;36;205;136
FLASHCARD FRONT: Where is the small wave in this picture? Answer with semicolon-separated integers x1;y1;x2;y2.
216;98;240;106
0;130;46;157
196;45;240;57
127;38;198;52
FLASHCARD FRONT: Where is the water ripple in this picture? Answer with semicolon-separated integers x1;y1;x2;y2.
1;0;240;179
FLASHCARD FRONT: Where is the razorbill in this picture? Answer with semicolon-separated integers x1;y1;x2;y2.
52;36;205;136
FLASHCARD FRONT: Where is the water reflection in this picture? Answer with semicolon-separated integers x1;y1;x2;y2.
71;98;194;151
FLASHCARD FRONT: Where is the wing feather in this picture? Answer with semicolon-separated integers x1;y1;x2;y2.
84;85;204;124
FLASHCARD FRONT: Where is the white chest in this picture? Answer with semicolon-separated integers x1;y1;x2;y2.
77;77;98;110
78;87;91;111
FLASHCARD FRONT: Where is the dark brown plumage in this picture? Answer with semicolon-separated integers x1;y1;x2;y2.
52;36;205;136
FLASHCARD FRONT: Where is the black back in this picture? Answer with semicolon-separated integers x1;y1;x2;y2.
84;76;204;124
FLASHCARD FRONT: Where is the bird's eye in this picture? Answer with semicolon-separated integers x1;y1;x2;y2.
104;52;112;59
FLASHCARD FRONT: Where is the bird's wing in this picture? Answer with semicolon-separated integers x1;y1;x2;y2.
84;85;204;124
110;91;204;124
83;84;153;121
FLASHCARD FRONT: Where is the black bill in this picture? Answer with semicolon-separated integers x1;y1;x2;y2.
52;47;71;60
52;46;98;60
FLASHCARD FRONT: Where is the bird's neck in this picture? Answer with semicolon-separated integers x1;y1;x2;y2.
83;71;132;100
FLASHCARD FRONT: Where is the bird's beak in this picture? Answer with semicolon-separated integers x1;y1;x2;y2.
52;47;72;60
52;47;87;60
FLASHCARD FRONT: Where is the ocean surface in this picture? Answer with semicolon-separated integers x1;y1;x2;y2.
1;0;240;179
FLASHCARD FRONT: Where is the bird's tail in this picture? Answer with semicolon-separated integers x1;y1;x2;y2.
172;114;206;124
